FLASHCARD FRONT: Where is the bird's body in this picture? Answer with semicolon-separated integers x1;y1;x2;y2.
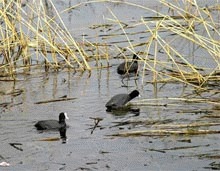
35;120;66;130
117;54;139;75
35;112;69;130
105;90;139;112
106;93;130;109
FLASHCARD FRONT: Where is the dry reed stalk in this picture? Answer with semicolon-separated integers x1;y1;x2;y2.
0;0;94;77
109;129;220;137
131;97;220;107
153;122;220;129
117;0;219;87
0;0;219;86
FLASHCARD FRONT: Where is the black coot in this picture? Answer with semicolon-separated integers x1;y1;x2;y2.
35;112;69;130
117;54;139;75
105;90;139;112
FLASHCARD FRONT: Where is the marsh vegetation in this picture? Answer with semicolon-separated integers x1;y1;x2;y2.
0;0;220;170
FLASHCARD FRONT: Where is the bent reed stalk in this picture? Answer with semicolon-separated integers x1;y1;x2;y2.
0;0;92;77
0;0;220;89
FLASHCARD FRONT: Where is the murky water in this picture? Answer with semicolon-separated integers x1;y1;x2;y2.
1;0;220;171
0;61;219;171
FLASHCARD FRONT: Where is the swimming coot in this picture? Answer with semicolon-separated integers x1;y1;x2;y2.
105;90;139;112
35;112;69;130
117;54;139;75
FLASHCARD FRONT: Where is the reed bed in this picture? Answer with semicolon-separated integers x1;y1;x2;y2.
0;0;93;77
0;0;220;139
0;0;220;88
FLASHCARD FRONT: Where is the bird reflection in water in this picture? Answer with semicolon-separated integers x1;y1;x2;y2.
59;127;67;144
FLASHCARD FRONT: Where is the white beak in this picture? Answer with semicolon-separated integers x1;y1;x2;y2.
64;112;69;120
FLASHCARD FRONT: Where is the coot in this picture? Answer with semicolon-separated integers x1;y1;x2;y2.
35;112;69;130
105;90;139;112
117;54;139;75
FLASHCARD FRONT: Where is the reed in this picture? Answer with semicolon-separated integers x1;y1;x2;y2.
136;0;220;88
0;0;92;78
0;0;219;89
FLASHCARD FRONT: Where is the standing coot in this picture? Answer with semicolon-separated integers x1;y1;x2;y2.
117;54;139;75
105;90;139;112
35;112;69;130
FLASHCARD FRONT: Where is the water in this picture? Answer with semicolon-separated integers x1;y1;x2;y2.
0;62;219;170
0;0;220;170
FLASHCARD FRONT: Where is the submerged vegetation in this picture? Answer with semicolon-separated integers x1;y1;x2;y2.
0;0;220;88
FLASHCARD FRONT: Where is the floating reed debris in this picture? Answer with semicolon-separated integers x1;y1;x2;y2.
148;144;210;153
109;129;220;137
131;97;220;107
153;122;220;129
35;97;76;104
37;137;60;141
204;162;220;170
109;118;220;137
9;143;23;151
0;89;24;96
89;117;103;134
110;119;172;128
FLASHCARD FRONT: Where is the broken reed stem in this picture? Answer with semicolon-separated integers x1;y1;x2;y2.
153;122;220;129
35;97;77;104
138;1;220;86
0;0;92;76
109;129;220;137
131;97;220;106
